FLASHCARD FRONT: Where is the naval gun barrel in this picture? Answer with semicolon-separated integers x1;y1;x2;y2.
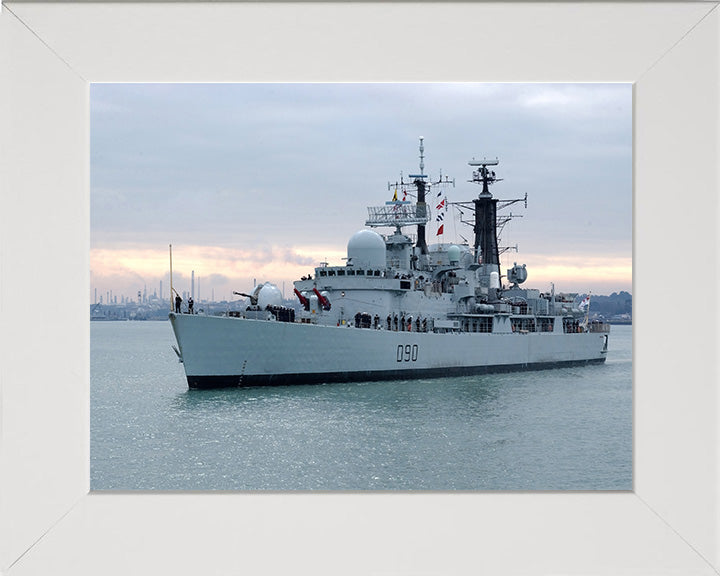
233;290;258;305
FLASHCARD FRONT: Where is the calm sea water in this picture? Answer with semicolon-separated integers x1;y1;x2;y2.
91;321;632;491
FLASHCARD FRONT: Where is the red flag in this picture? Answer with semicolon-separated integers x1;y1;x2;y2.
437;224;444;235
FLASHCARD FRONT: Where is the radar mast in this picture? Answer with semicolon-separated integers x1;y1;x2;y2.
407;137;429;259
449;158;527;292
366;138;454;270
469;158;501;276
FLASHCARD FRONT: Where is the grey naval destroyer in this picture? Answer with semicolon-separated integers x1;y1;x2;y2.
170;139;609;389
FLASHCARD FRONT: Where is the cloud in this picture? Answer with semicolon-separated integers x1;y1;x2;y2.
283;250;317;266
205;273;230;285
91;83;632;298
90;242;347;300
501;253;632;294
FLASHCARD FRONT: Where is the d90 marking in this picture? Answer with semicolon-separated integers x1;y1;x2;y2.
396;344;419;362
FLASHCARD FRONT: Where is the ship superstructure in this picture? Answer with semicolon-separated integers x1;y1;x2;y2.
169;139;609;388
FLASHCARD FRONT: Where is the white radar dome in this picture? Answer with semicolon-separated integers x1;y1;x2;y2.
447;245;461;264
257;283;283;309
347;229;386;269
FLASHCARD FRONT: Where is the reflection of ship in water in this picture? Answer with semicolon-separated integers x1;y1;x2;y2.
170;138;609;389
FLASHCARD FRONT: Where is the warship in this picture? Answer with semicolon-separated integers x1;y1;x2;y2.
169;139;609;388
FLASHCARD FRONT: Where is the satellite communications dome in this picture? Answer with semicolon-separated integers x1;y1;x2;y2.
347;229;386;269
447;245;461;264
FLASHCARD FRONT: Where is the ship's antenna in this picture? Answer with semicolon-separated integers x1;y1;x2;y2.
405;136;430;262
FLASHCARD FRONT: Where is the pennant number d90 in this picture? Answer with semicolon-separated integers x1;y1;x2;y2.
396;344;419;362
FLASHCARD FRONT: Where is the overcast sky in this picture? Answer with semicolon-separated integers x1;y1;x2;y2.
91;83;632;303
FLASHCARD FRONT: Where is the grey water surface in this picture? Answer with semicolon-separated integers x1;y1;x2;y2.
91;321;632;491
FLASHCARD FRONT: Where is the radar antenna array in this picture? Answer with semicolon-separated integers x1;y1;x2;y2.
377;137;455;234
452;158;528;260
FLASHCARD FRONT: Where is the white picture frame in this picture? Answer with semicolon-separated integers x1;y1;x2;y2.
1;2;718;574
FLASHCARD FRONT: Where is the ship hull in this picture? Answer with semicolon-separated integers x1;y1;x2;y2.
169;313;608;389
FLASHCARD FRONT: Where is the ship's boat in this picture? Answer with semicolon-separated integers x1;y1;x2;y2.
169;139;609;388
